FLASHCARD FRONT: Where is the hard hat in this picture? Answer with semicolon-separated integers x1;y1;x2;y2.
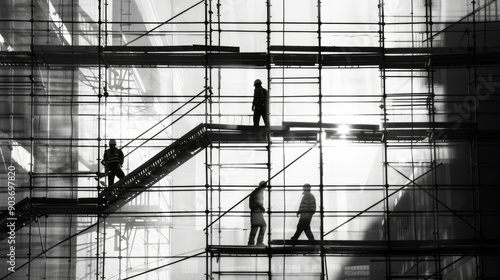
303;183;311;191
259;180;267;187
109;139;117;145
254;79;262;86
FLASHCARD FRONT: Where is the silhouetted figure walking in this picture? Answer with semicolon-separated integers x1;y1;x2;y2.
291;183;316;241
252;79;269;127
101;139;125;186
248;181;267;246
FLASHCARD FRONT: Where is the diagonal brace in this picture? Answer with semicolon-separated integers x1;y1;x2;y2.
323;162;443;237
388;163;484;237
123;251;205;280
125;0;204;46
203;142;319;231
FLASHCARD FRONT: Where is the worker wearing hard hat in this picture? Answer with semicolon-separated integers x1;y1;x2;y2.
251;79;269;127
290;183;316;241
101;139;125;186
247;181;267;247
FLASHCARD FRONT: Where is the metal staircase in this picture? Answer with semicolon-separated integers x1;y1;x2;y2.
100;123;211;213
0;124;273;240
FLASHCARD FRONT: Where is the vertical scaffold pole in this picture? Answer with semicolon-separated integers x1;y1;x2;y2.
424;1;433;278
266;1;272;279
265;0;272;280
469;0;483;278
96;0;103;279
204;1;211;279
317;0;326;279
28;0;35;278
378;1;392;279
101;1;109;278
424;0;443;278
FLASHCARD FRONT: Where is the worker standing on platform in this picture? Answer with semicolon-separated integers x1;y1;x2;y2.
291;183;316;241
101;139;125;186
252;79;269;127
248;181;267;246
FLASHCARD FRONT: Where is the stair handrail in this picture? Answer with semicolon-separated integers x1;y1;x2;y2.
121;88;207;158
100;124;209;204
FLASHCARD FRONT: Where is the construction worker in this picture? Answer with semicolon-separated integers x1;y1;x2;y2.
248;181;267;246
291;183;316;241
101;139;125;186
252;79;269;127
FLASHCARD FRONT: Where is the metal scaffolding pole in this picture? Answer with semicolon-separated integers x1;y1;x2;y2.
96;0;104;279
378;1;393;278
317;0;326;279
469;0;484;278
205;1;211;279
27;0;35;278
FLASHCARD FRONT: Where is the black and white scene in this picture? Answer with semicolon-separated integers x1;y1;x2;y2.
1;0;500;279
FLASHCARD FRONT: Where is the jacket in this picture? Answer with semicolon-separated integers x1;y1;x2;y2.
102;148;124;166
252;86;268;108
249;188;265;213
298;192;316;214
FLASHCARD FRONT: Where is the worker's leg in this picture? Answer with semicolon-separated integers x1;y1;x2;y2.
248;224;258;245
108;170;116;186
302;213;315;241
115;167;125;181
253;111;261;126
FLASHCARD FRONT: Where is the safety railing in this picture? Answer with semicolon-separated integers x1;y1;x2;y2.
100;123;210;214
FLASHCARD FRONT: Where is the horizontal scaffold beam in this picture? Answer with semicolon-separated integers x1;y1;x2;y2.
1;45;499;68
209;239;500;256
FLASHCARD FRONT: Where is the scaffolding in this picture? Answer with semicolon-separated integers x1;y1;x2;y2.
1;1;500;280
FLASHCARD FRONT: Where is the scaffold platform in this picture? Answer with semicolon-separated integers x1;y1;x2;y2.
208;239;500;257
2;45;500;68
209;244;320;257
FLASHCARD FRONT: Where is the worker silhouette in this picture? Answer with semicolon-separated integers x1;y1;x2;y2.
252;79;269;127
291;183;316;241
248;181;267;246
101;139;125;186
